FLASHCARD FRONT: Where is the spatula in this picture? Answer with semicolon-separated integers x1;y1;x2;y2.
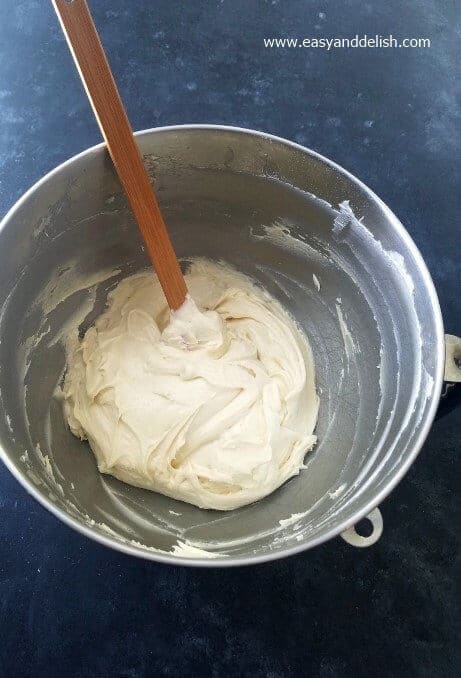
52;0;187;310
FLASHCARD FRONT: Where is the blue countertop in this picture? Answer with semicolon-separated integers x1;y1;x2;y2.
0;1;459;676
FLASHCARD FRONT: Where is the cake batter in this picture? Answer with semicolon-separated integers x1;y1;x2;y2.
63;259;319;510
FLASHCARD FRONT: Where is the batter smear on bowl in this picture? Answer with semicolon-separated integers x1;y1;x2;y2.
63;259;319;510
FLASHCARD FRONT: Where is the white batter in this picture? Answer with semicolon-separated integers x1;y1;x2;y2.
63;259;319;510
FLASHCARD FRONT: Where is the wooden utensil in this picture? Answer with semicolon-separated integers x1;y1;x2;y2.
52;0;187;310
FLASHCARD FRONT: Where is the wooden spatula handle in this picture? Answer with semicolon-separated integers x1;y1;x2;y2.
52;0;187;310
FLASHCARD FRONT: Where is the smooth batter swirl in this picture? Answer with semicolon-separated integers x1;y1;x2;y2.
63;260;318;510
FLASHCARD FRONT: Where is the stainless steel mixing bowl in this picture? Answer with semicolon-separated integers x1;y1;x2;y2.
0;125;449;565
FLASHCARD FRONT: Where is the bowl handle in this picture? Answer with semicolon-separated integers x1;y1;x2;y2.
436;334;461;419
340;507;383;548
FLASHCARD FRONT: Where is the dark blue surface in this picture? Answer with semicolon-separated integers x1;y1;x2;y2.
0;1;459;676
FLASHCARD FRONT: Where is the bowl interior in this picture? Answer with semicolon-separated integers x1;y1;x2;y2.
0;127;442;563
